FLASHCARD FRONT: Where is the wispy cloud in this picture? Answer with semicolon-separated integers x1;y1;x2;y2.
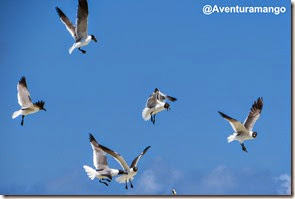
199;165;236;194
132;157;290;195
275;174;291;195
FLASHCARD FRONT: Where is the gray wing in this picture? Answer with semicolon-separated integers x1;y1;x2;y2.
17;77;33;108
146;93;158;108
89;134;108;170
99;144;130;171
218;111;246;134
130;146;151;168
157;90;177;102
243;97;263;131
55;7;77;39
76;0;88;40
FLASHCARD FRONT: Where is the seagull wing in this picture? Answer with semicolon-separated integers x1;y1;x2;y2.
100;144;130;172
17;77;33;108
218;111;245;134
146;93;158;108
55;7;76;39
157;90;177;102
243;97;263;131
130;146;151;169
89;134;108;170
76;0;88;40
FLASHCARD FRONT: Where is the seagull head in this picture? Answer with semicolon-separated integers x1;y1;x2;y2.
91;35;97;42
164;102;170;111
133;167;138;172
252;131;258;138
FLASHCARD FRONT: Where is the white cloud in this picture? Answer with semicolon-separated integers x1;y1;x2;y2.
135;169;163;194
275;174;291;195
200;165;236;193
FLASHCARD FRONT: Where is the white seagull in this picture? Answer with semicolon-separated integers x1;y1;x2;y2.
99;144;151;189
142;88;177;124
172;189;177;195
83;133;127;186
12;76;46;126
55;0;97;54
218;97;264;153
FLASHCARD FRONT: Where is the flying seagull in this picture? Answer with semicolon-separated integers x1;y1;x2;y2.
55;0;97;54
172;189;177;195
218;97;264;153
142;88;177;124
100;144;151;189
12;76;46;126
83;133;127;186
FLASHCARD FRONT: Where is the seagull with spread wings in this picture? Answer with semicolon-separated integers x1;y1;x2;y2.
12;77;46;126
55;0;97;54
99;144;151;189
142;88;177;124
218;97;264;153
83;134;127;186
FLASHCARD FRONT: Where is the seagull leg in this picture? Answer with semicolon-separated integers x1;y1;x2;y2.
129;179;134;188
21;115;25;126
153;114;156;124
125;180;128;189
241;143;248;153
104;178;111;182
150;113;154;124
78;48;86;54
99;179;108;186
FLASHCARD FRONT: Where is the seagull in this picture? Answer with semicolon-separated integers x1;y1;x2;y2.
55;0;97;54
99;144;151;189
12;77;46;126
172;189;177;195
142;88;177;124
218;97;264;153
83;133;127;186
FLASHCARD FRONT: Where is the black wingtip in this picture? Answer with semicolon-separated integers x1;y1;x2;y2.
256;97;264;109
218;111;232;120
55;6;61;13
143;146;151;154
34;101;45;109
19;76;27;87
154;88;159;93
218;111;225;117
55;6;64;17
167;95;177;102
89;133;96;142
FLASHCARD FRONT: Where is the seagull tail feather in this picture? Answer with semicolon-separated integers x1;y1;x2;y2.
83;165;96;180
69;44;76;54
227;134;236;143
12;110;22;119
142;108;152;121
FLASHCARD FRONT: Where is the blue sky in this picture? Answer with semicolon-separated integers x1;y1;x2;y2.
0;0;291;195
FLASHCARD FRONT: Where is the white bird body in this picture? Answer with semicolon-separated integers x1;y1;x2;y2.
115;168;137;183
69;35;92;54
142;100;166;121
227;131;255;143
12;106;41;119
83;165;122;181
